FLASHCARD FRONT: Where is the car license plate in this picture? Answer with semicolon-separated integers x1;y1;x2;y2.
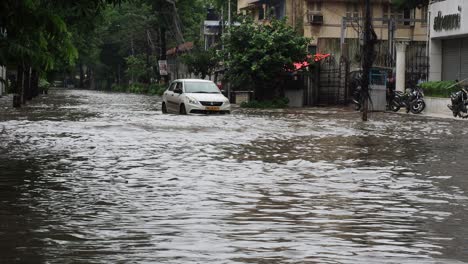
206;106;220;111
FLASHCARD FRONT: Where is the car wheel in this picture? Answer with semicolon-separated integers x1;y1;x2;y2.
162;102;168;114
179;104;187;115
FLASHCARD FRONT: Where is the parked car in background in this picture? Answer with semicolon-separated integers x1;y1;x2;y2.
162;79;231;115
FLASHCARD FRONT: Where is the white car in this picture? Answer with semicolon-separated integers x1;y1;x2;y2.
161;79;231;114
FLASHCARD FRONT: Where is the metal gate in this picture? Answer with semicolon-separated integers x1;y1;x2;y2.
318;56;348;105
406;42;429;86
377;42;429;87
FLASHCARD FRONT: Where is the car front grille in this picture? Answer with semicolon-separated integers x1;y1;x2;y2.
200;101;223;106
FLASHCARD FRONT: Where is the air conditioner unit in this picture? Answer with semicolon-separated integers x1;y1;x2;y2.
308;14;324;25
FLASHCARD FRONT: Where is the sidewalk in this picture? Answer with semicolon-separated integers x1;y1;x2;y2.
388;109;466;121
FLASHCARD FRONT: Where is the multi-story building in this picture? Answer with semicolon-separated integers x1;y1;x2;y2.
238;0;429;68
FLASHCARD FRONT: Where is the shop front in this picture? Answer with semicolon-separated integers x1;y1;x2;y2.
429;0;468;82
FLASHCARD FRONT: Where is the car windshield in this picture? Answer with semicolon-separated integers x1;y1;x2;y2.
184;82;220;93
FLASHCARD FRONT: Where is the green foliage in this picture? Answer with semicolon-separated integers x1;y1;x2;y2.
111;82;167;96
148;83;167;96
420;81;459;98
223;17;310;100
182;47;219;79
125;55;148;82
111;83;128;92
39;78;51;91
240;97;289;109
0;0;121;70
128;83;147;94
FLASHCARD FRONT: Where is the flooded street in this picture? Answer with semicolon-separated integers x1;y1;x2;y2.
1;88;468;263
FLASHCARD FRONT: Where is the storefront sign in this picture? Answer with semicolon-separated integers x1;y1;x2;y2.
158;60;168;76
433;11;461;31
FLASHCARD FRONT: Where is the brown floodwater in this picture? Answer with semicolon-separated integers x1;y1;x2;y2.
1;89;467;263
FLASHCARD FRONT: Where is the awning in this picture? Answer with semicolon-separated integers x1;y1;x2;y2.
293;53;331;71
240;0;262;10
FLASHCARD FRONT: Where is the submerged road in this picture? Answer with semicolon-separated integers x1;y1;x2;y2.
1;88;468;263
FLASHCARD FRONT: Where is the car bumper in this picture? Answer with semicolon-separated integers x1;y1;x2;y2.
186;103;231;114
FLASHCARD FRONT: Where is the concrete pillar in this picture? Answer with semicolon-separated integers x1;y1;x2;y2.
429;39;443;81
395;41;408;92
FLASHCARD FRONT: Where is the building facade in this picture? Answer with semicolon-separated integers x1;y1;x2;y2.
238;0;429;68
429;0;468;82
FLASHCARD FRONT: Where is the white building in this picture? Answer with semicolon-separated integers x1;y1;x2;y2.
429;0;468;82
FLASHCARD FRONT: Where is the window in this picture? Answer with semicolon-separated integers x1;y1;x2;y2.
184;82;220;94
383;4;414;25
346;2;359;19
308;1;322;13
176;82;183;92
168;82;176;91
258;6;265;20
420;5;428;24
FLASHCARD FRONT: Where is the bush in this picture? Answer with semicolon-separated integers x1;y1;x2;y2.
420;81;460;98
110;82;167;96
39;78;51;93
128;83;147;94
111;83;128;92
148;83;167;96
240;97;289;109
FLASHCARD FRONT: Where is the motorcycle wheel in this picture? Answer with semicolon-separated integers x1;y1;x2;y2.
390;99;400;112
410;100;425;114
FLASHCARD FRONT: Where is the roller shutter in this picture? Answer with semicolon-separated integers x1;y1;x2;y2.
442;39;460;81
442;37;468;81
461;38;468;80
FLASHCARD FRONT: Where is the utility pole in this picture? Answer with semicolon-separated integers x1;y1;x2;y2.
361;0;374;121
228;0;231;27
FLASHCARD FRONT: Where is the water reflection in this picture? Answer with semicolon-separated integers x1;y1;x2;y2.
0;89;467;263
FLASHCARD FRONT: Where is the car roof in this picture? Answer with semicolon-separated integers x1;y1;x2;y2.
173;79;213;83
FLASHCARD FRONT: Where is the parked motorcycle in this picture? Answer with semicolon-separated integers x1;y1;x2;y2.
448;87;468;118
389;86;426;114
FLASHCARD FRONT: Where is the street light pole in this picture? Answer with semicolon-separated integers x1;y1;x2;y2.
361;0;373;121
228;0;231;27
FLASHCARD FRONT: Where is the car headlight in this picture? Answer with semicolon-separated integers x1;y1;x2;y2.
224;99;230;105
187;97;199;105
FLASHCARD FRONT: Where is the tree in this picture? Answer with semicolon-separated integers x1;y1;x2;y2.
182;47;219;79
0;0;123;106
125;54;149;82
223;17;310;100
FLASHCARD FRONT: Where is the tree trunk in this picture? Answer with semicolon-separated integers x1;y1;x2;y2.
31;70;39;98
23;66;32;103
117;64;121;86
361;0;374;122
160;26;169;83
79;62;84;88
14;65;24;108
90;69;95;90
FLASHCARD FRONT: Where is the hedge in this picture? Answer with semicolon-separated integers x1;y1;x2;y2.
420;81;460;98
